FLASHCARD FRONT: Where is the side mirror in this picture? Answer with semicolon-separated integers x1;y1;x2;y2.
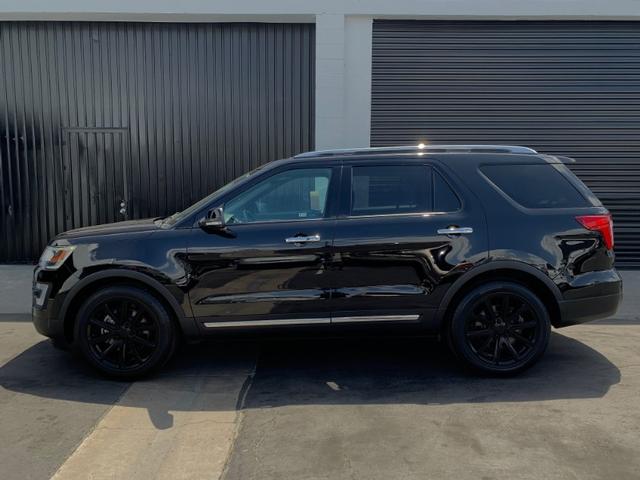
199;206;225;230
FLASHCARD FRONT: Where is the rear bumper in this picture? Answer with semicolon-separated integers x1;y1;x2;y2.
556;269;622;327
558;292;621;327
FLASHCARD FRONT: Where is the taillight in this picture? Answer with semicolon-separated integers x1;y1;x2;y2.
576;214;614;250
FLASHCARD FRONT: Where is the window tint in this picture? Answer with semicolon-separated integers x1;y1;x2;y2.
481;164;589;209
434;171;461;212
224;168;332;224
351;165;431;216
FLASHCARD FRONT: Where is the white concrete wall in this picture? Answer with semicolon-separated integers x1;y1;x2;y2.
315;15;372;150
315;14;346;150
2;0;639;150
2;1;640;20
344;17;373;149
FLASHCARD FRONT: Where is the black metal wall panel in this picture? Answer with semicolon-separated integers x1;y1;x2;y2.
372;21;640;268
0;21;315;262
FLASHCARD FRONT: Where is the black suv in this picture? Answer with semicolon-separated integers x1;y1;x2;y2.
32;145;622;378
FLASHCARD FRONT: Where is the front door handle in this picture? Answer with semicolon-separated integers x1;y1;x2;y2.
437;226;473;235
285;234;321;244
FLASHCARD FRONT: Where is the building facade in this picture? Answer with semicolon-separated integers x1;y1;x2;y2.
1;1;639;265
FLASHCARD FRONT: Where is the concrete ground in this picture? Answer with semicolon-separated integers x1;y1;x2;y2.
0;266;639;479
0;264;33;319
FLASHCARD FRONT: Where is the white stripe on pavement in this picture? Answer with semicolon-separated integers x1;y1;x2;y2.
53;366;255;480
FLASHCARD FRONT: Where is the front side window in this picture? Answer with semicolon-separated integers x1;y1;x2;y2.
224;168;332;224
162;165;266;226
350;165;431;216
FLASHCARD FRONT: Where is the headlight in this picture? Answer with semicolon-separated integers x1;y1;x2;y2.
38;245;75;270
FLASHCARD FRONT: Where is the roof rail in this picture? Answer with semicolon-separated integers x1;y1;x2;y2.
555;155;576;164
294;144;537;158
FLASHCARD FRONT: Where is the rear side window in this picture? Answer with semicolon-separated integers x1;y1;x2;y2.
351;165;431;216
481;164;590;209
434;171;461;212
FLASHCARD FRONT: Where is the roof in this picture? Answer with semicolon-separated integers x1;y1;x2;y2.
294;144;538;159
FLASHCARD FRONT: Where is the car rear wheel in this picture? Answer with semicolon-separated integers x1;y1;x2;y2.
75;286;175;379
448;281;551;375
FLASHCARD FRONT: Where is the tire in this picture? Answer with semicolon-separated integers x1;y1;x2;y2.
74;286;175;379
448;281;551;375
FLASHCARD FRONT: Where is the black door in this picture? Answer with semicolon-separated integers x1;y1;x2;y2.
62;128;131;227
330;160;488;326
187;165;339;329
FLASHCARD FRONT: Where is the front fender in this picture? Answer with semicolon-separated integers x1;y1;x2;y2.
59;268;199;340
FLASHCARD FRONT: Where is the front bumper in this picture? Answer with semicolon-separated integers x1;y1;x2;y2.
31;265;71;342
556;269;622;327
32;301;66;340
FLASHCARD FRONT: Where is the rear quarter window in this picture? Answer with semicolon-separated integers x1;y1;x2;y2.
481;164;590;209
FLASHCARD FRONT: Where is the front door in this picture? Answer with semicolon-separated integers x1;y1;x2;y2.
187;165;339;330
331;160;488;327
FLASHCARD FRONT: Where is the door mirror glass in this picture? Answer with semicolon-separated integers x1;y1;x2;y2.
199;206;225;230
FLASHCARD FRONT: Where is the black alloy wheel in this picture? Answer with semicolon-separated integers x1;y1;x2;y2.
76;286;175;379
449;281;551;375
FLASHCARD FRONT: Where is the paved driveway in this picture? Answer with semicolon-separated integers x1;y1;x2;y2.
225;329;638;480
0;269;639;479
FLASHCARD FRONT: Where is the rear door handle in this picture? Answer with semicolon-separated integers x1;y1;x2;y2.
285;234;321;244
437;226;473;235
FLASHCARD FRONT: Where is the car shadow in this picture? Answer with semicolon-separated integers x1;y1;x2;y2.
244;332;621;408
0;332;621;428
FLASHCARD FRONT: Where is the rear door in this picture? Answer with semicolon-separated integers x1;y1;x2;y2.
330;158;488;327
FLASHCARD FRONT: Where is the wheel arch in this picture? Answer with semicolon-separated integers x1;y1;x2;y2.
436;261;562;331
60;269;198;344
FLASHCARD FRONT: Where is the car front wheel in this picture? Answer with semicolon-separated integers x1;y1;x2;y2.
75;286;175;379
448;281;551;375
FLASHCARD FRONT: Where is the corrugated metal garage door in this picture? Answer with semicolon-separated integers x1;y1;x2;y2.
372;21;640;268
0;22;315;262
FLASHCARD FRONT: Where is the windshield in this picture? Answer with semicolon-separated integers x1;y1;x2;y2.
161;165;266;226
